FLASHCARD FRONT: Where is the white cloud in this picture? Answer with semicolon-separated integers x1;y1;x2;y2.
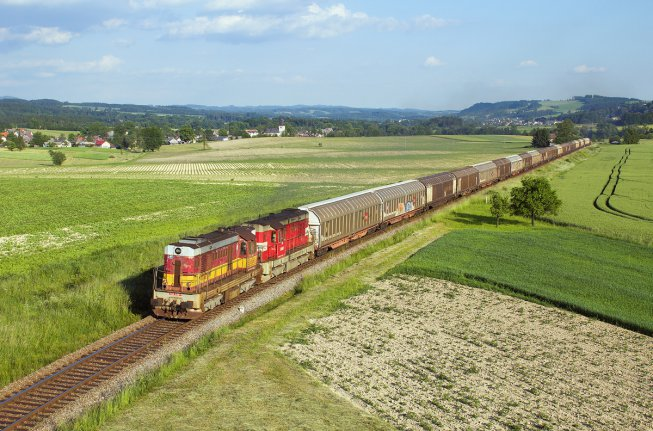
23;27;73;44
290;3;369;38
167;3;369;39
167;15;279;38
414;14;449;29
103;18;127;29
0;0;79;4
129;0;193;8
574;64;606;73
206;0;295;11
7;55;122;73
165;3;448;41
424;56;444;67
519;59;537;67
0;26;73;44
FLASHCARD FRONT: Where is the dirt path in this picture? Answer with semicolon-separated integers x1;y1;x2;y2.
284;276;653;431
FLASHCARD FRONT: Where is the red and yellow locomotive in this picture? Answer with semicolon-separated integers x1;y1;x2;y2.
152;209;313;319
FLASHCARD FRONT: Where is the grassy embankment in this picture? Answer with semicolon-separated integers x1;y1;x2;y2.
0;135;531;386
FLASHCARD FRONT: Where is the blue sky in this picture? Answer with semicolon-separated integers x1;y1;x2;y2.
1;0;651;109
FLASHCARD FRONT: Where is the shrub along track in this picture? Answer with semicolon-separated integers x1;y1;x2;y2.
594;148;653;222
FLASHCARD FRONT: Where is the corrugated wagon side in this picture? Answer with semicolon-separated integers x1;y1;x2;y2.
299;191;382;254
472;161;499;186
418;172;456;208
369;180;426;225
451;166;480;196
506;155;524;175
492;158;511;180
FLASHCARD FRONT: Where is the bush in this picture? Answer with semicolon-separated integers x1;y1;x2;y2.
49;149;67;166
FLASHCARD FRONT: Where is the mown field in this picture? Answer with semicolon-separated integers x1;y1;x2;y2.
1;135;533;184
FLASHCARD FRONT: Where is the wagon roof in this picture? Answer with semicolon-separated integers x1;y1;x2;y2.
450;166;479;178
248;208;307;230
472;161;497;172
492;158;510;166
418;171;455;186
505;155;522;162
299;190;381;223
368;180;425;201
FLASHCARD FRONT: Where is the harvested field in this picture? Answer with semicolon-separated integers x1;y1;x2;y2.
284;276;653;431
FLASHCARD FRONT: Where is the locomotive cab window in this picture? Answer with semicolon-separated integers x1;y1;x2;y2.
240;241;247;256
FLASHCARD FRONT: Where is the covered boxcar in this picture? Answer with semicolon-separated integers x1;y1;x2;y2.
472;161;499;186
527;150;543;166
451;166;480;195
519;152;534;169
299;191;382;253
506;155;523;175
418;172;456;208
369;180;426;225
247;209;313;282
492;158;511;180
152;227;259;318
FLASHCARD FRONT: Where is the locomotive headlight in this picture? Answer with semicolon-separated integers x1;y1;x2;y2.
175;247;182;255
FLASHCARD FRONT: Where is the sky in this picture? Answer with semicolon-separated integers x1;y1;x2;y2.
1;0;651;110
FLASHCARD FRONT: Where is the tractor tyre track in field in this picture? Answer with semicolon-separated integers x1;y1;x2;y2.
594;148;652;222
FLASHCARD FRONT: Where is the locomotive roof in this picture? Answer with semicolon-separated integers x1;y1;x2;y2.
172;229;239;249
247;208;307;230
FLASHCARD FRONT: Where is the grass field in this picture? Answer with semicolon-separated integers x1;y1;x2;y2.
0;179;356;385
391;228;653;333
1;135;534;184
547;140;653;244
2;133;650;422
1;135;536;386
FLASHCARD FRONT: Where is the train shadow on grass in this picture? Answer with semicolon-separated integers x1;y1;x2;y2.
449;211;523;227
120;269;155;317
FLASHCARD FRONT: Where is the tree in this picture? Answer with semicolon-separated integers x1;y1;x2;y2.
140;126;164;151
510;176;561;226
622;126;641;145
531;128;550;148
178;124;195;143
554;119;579;144
488;191;510;227
48;149;66;165
218;128;228;137
31;132;48;147
6;134;26;151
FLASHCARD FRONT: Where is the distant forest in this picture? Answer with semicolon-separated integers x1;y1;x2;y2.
1;95;651;140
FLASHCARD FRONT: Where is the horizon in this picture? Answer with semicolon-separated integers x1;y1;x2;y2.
1;1;652;110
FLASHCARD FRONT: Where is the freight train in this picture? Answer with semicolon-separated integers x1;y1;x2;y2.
152;138;591;318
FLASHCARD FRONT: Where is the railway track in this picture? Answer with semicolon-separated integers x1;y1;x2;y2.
0;145;590;430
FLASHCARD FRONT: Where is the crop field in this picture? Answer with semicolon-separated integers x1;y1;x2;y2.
547;140;653;244
284;276;652;431
390;227;653;333
1;135;534;184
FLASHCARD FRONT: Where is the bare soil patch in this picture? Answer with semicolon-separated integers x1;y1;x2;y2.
283;276;653;431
